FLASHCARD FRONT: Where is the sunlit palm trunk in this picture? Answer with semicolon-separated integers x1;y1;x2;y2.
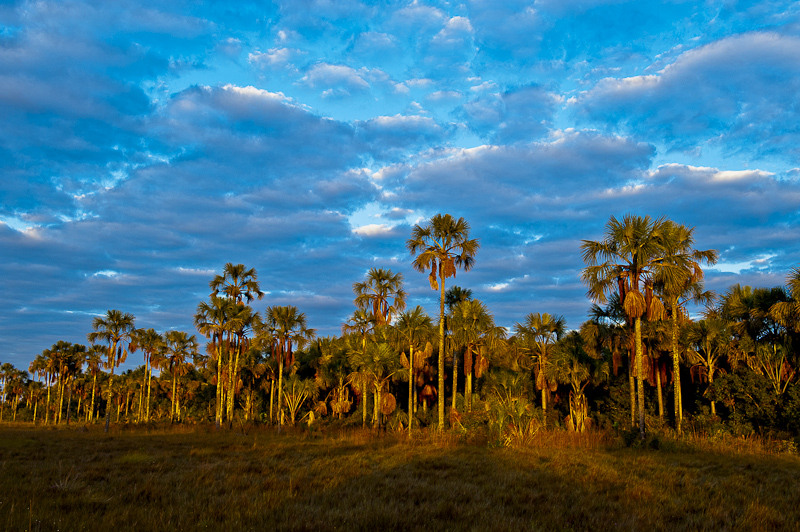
708;362;716;417
145;364;153;422
269;380;274;424
215;340;223;428
408;346;414;437
104;341;118;433
277;348;284;426
57;373;65;425
635;317;645;438
671;310;682;433
451;348;458;412
655;353;664;420
89;374;97;423
466;369;473;412
628;345;636;429
361;380;367;428
171;372;178;423
45;374;52;425
65;377;73;425
438;270;446;431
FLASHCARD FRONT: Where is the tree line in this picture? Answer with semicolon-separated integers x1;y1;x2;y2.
2;214;798;443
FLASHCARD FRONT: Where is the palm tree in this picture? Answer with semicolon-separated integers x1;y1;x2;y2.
395;306;433;436
195;295;235;428
771;267;800;333
685;308;731;416
514;313;565;427
451;299;501;413
654;220;717;432
210;263;264;305
581;214;690;438
549;330;609;432
129;328;163;423
407;213;479;430
266;305;316;425
445;285;473;311
87;309;136;432
164;330;198;422
353;268;407;326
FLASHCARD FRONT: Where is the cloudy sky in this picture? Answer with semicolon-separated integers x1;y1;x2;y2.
3;0;800;370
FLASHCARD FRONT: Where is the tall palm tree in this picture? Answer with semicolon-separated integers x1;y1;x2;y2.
210;263;264;305
407;213;479;430
195;295;235;428
163;330;198;422
353;268;407;326
654;220;717;432
128;328;163;423
266;305;316;425
514;312;565;427
395;306;433;436
581;214;689;438
87;309;136;432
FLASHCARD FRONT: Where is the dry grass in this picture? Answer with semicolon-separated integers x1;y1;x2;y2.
1;423;799;531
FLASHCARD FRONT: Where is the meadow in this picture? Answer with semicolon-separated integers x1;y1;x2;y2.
1;423;799;531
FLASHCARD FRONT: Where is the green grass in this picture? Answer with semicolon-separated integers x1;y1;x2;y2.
1;423;799;531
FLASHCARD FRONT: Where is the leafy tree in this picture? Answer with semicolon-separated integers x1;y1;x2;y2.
408;213;479;430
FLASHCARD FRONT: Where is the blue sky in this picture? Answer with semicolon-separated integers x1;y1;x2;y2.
2;0;800;370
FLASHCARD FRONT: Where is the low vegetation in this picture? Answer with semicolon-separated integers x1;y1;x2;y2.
1;423;799;531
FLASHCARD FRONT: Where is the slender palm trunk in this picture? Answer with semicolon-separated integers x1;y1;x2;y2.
215;338;223;428
656;358;664;420
671;308;683;433
227;336;236;422
408;345;414;437
709;364;716;417
438;270;446;431
146;363;153;422
105;341;118;433
361;380;367;428
45;374;52;425
57;374;65;424
269;380;274;424
277;345;285;426
466;369;473;412
635;317;645;439
171;371;178;423
628;344;636;429
65;377;73;425
452;348;458;412
89;374;97;423
541;358;548;429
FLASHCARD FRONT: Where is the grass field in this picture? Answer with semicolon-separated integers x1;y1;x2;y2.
1;423;799;531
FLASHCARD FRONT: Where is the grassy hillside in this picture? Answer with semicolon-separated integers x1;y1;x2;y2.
1;424;798;531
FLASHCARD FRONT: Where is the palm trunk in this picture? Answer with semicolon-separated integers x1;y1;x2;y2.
146;364;153;422
438;269;446;431
452;348;458;412
65;378;73;425
277;346;285;426
45;373;52;425
408;346;414;437
215;339;223;428
628;341;636;429
361;379;367;428
671;307;683;433
709;364;716;417
105;341;118;433
90;374;97;423
171;371;177;422
269;380;274;424
635;317;645;439
656;356;664;420
466;370;473;413
57;373;65;424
